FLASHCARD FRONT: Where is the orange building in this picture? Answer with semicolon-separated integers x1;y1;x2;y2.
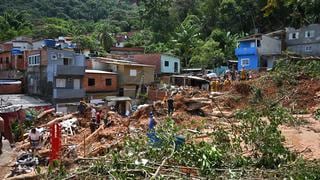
83;69;118;99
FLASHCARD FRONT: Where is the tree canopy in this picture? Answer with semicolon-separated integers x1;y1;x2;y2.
1;0;319;68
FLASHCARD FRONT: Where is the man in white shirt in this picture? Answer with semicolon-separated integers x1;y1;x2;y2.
29;128;41;153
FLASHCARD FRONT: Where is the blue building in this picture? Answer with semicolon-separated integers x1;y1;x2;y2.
235;34;282;70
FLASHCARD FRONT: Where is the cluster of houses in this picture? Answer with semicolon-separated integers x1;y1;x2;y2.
235;24;320;70
0;36;182;113
0;24;319;112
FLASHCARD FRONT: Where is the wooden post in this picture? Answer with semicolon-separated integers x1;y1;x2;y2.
83;133;86;157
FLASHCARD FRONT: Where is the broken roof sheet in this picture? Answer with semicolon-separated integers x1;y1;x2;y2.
105;96;132;102
0;94;51;113
171;75;209;82
85;69;117;75
94;57;155;68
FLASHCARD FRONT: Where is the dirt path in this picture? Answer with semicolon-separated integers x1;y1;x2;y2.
281;114;320;160
0;140;18;179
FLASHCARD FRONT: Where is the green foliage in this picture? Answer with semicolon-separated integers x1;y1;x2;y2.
99;28;115;53
236;106;296;168
140;0;175;42
175;142;222;175
190;39;224;68
315;109;320;120
73;35;97;51
45;160;67;180
272;60;320;87
0;10;32;41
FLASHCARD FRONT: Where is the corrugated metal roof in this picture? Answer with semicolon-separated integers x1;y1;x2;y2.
94;57;155;68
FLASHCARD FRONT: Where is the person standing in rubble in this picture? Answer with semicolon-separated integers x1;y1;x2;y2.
103;111;111;128
96;110;101;126
78;101;86;117
223;77;231;91
90;108;97;133
241;66;247;81
167;96;174;116
0;117;4;155
29;128;42;154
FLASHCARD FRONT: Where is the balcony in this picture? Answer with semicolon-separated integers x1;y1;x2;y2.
54;65;85;76
53;89;85;99
235;47;258;56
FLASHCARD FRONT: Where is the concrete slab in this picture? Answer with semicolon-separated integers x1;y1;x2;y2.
0;94;51;113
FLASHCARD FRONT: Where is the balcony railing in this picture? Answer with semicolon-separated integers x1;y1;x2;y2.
235;47;258;56
53;88;85;99
53;65;85;76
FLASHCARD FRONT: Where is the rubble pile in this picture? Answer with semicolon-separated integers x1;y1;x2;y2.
6;73;320;179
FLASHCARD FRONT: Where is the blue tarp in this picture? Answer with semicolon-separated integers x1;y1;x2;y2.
213;66;229;76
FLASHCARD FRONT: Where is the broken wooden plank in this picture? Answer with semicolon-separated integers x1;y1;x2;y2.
37;108;55;119
45;114;73;126
78;125;104;151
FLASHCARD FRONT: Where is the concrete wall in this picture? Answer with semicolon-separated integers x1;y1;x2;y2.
160;54;180;74
47;49;84;82
91;61;117;72
287;43;320;56
12;42;32;51
83;73;117;93
120;65;155;86
32;40;44;50
286;24;320;56
259;35;282;55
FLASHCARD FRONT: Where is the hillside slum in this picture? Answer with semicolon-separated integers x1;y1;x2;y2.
2;63;320;179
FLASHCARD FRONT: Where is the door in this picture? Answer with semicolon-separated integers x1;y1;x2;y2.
73;79;80;89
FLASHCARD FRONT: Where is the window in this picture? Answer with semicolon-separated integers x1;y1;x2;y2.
289;32;299;40
174;62;178;73
250;42;255;48
164;61;169;67
74;79;80;89
305;46;312;52
63;58;72;65
6;57;9;64
57;53;64;58
130;69;137;76
0;57;2;64
18;55;23;59
105;79;112;86
241;58;250;66
51;54;57;60
257;40;261;47
305;30;315;38
56;78;66;88
28;55;40;65
88;78;95;86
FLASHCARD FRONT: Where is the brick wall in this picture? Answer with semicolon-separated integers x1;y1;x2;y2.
0;52;11;70
148;88;167;101
83;72;117;93
0;83;22;94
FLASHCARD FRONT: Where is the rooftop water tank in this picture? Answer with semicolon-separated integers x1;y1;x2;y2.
44;39;56;47
11;48;22;55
